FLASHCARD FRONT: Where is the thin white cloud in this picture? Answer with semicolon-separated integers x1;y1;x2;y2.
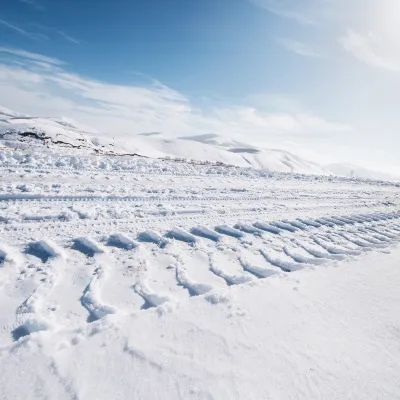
57;30;80;45
0;48;349;149
341;30;400;72
249;0;315;24
277;38;326;58
249;0;362;27
0;47;64;66
19;0;44;10
0;19;48;41
248;0;343;25
252;0;400;74
0;19;28;36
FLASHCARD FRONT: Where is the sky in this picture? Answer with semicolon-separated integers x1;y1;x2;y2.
1;0;400;173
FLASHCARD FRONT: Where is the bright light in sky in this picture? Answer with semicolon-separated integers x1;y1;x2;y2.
374;0;400;37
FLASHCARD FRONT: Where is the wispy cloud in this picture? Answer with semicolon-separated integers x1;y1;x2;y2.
57;30;79;44
19;0;44;10
252;0;400;75
0;19;48;41
248;0;360;26
249;0;323;25
0;48;349;148
0;19;29;36
277;38;326;58
341;30;400;72
0;47;64;66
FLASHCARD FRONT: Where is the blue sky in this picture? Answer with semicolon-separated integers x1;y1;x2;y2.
1;0;400;173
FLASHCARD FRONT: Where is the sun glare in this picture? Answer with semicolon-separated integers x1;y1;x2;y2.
372;0;400;40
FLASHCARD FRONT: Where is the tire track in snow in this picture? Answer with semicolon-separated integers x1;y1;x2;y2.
11;240;67;341
1;210;400;339
72;238;118;322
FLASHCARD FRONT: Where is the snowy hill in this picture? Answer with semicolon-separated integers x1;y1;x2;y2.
0;112;165;158
146;134;331;174
0;107;332;175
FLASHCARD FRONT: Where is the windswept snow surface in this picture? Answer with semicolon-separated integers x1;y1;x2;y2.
1;139;400;399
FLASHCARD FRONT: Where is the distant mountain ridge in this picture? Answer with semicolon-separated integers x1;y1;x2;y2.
327;163;400;182
1;105;395;179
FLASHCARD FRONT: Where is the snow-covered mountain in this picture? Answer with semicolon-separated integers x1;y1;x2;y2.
0;107;331;174
145;133;331;174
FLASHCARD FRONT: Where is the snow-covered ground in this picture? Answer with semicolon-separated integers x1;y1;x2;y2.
1;123;400;398
2;248;400;399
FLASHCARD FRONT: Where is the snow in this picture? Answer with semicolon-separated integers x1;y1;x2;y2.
165;227;198;244
134;279;174;308
175;264;217;295
1;106;400;399
0;107;334;175
328;162;400;181
25;240;66;261
239;255;282;278
253;221;282;234
137;231;169;247
0;243;23;265
107;233;138;250
2;249;400;399
190;226;222;242
72;237;106;256
214;225;245;238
